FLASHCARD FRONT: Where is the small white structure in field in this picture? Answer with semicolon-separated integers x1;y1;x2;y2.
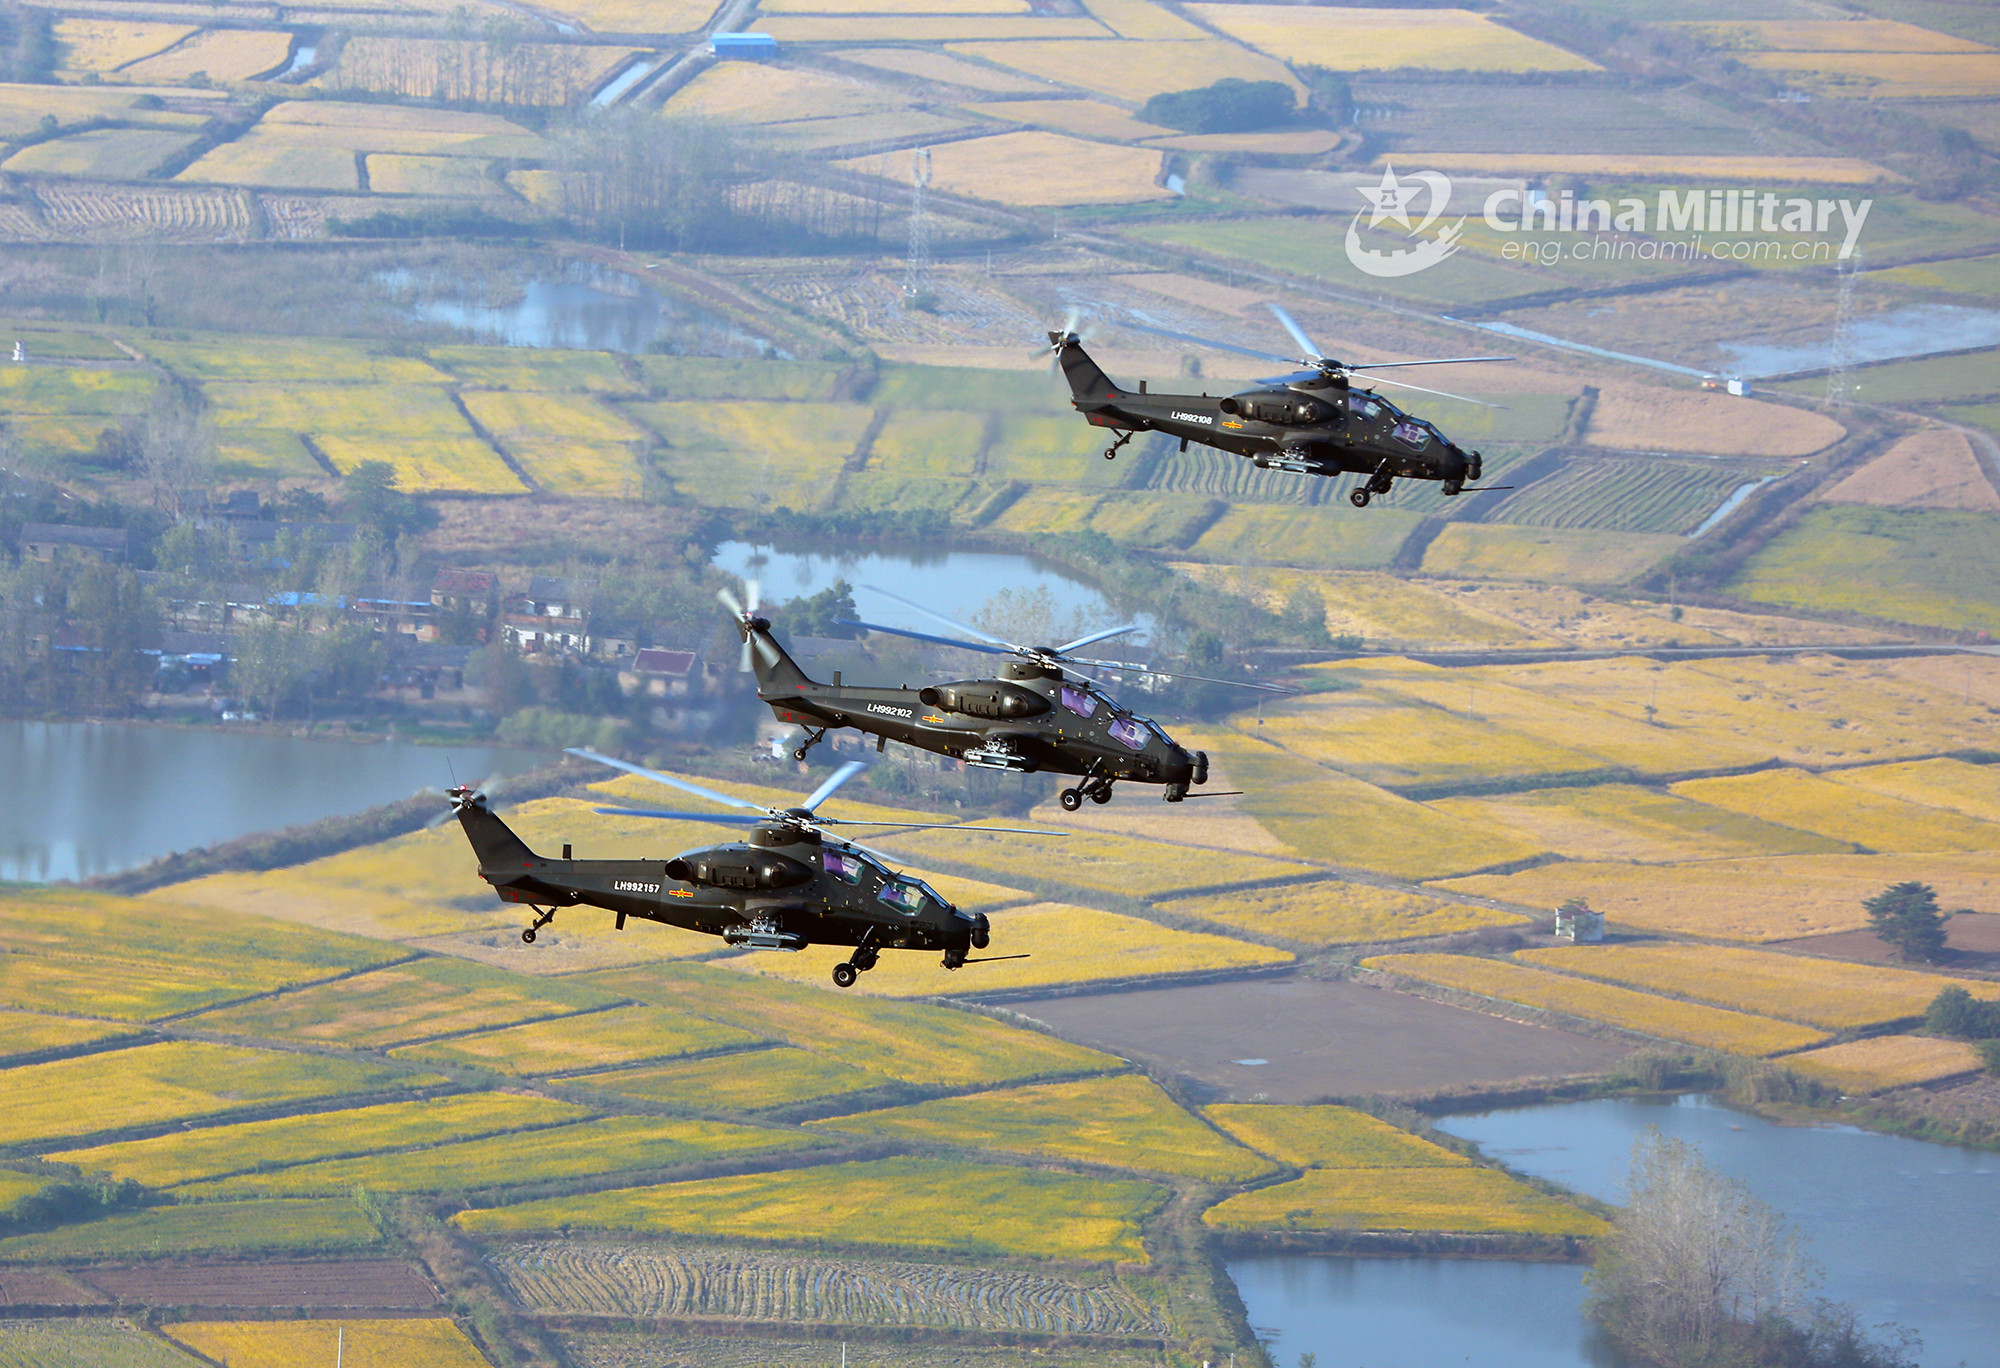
1727;377;1752;397
1554;899;1604;942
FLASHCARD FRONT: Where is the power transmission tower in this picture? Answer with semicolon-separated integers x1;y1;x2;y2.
903;147;932;307
1825;248;1863;405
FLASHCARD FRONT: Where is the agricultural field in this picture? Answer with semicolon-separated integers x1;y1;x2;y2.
0;1009;133;1060
1829;758;2000;824
488;1237;1168;1334
200;382;523;493
459;390;650;495
565;1046;898;1112
0;82;218;138
1421;524;1689;584
0;1199;381;1264
1204;1166;1609;1236
1782;1035;1984;1095
846;131;1168;208
188;955;626;1048
836;46;1051;92
0;887;398;1021
1182;725;1546;880
1365;953;1828;1055
1439;851;2000;942
165;1319;489;1368
558;1330;1165;1368
1157;880;1526;947
139;334;451;383
1430;782;1847;864
1206;1104;1469;1169
49;1091;588;1187
1784;352;2000;406
630;400;868;510
871;823;1313;900
365;154;497;198
734;902;1292;997
320;37;640;105
1408;152;1895;182
1188;3;1596;72
1822;430;1999;511
952;37;1300;104
118;29;293;82
865;409;987;476
0;1319;201;1368
668;64;914;123
1185;503;1424;571
0;1040;430;1148
3;129;199;181
1729;506;2000;631
0;1173;47;1214
1738;51;2000;99
580;962;1120;1088
1518;944;2000;1030
1484;458;1768;535
767;15;1108;41
1423;582;1888;651
51;18;194;72
187;1115;811;1198
1672;768;1999;852
0;366;157;420
529;0;718;31
1583;387;1846;457
964;98;1175;143
1172;566;1539;649
814;1075;1278;1182
431;346;637;392
457;1155;1165;1263
393;1003;762;1076
1678;18;1989;54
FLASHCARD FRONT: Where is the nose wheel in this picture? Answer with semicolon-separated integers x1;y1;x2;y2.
521;906;556;944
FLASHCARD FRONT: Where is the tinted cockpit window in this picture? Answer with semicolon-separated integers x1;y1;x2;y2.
1108;717;1148;750
821;850;863;884
1059;684;1098;717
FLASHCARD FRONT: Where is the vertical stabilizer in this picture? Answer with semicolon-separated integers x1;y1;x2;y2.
1052;336;1123;404
744;619;815;691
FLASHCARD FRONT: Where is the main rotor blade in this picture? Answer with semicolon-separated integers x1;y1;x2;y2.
1359;374;1505;408
566;747;767;813
1055;623;1144;653
1265;303;1325;364
1065;658;1298;693
717;585;743;616
1346;355;1513;370
593;807;763;824
835;618;1011;656
823;819;1068;836
802;759;869;814
1120;320;1298;367
858;585;1019;651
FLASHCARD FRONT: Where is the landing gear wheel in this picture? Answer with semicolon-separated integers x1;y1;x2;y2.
521;929;537;944
1090;786;1113;805
831;963;858;989
1059;788;1084;812
792;747;810;762
1443;478;1463;497
1103;447;1118;460
1350;488;1372;508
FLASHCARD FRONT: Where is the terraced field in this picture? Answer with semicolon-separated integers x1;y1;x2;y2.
488;1239;1170;1333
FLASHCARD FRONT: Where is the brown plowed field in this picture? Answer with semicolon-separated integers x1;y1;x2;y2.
1821;429;2000;511
1774;911;2000;972
73;1258;439;1308
0;1268;105;1305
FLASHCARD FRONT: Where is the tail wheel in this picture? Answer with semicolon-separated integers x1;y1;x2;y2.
831;963;858;989
520;929;536;944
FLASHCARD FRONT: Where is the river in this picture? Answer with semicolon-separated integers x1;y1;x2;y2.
1233;1095;1998;1368
0;722;547;884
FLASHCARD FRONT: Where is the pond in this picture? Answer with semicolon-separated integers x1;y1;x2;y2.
1234;1095;1998;1368
381;261;773;355
709;540;1154;646
0;722;548;884
1719;302;2000;378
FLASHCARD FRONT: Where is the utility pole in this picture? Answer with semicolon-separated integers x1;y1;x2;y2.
1825;248;1863;405
903;147;932;305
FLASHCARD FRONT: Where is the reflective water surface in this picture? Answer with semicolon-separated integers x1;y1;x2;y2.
0;722;547;883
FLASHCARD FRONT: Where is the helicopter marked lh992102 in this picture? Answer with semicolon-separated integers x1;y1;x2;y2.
1049;303;1513;507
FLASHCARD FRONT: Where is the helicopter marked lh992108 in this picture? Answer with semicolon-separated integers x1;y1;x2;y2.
1049;303;1514;507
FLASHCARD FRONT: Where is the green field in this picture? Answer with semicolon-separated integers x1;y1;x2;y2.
0;1199;382;1263
458;1156;1165;1263
814;1075;1278;1182
1776;349;2000;404
0;1010;136;1060
0;1318;205;1367
1728;505;2000;630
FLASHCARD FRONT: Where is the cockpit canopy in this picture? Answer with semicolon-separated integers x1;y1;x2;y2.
819;847;946;913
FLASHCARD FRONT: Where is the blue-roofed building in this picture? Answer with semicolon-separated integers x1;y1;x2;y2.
709;32;778;60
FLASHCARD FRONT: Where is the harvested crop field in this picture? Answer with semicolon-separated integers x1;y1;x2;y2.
1775;911;2000;972
1420;524;1685;584
1157;880;1525;946
1013;974;1632;1100
1189;2;1592;72
956;37;1299;104
488;1239;1168;1333
1784;1035;1984;1095
70;1260;438;1309
1584;386;1845;456
1406;152;1894;183
1820;429;1999;510
845;131;1167;207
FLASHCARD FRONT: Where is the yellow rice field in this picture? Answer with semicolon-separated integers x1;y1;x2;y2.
870;822;1312;899
0;1041;426;1148
142;333;451;382
1783;1035;1984;1095
4;128;201;180
667;63;914;123
1206;1105;1469;1169
120;28;294;82
1157;880;1524;946
0;83;218;138
529;0;718;32
569;1046;896;1112
1187;4;1597;73
1438;852;2000;943
394;1003;762;1076
1519;944;2000;1030
1173;565;1537;649
460;389;649;495
1828;758;2000;825
1366;954;1828;1055
735;902;1291;997
53;18;193;71
1204;1166;1609;1236
0;1197;379;1264
631;400;868;509
457;1155;1164;1263
365;154;496;197
176;135;361;190
243;100;548;157
1585;386;1847;457
866;409;986;477
0;1010;132;1059
50;1091;587;1187
167;1319;490;1368
202;381;523;493
0;1172;48;1212
1404;153;1896;184
1420;525;1686;585
816;1075;1278;1182
955;38;1302;104
764;15;1109;41
1428;783;1849;865
767;0;1029;10
964;99;1175;143
837;46;1050;92
1671;768;1998;853
1740;52;2000;100
845;130;1168;207
1678;19;1990;54
1080;0;1205;40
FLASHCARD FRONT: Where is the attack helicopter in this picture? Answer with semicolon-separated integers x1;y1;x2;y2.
722;581;1289;810
1047;303;1512;507
448;753;1059;987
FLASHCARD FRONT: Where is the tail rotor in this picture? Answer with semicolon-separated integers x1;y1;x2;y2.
718;578;763;672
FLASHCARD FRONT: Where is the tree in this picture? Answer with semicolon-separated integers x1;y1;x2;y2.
1863;881;1950;963
231;620;313;718
1295;64;1351;119
779;579;862;639
550;109;749;251
134;383;215;522
1279;583;1330;645
337;461;434;561
1142;78;1296;133
1925;986;2000;1041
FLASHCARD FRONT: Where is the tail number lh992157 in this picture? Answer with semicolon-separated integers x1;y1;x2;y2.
615;880;661;894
